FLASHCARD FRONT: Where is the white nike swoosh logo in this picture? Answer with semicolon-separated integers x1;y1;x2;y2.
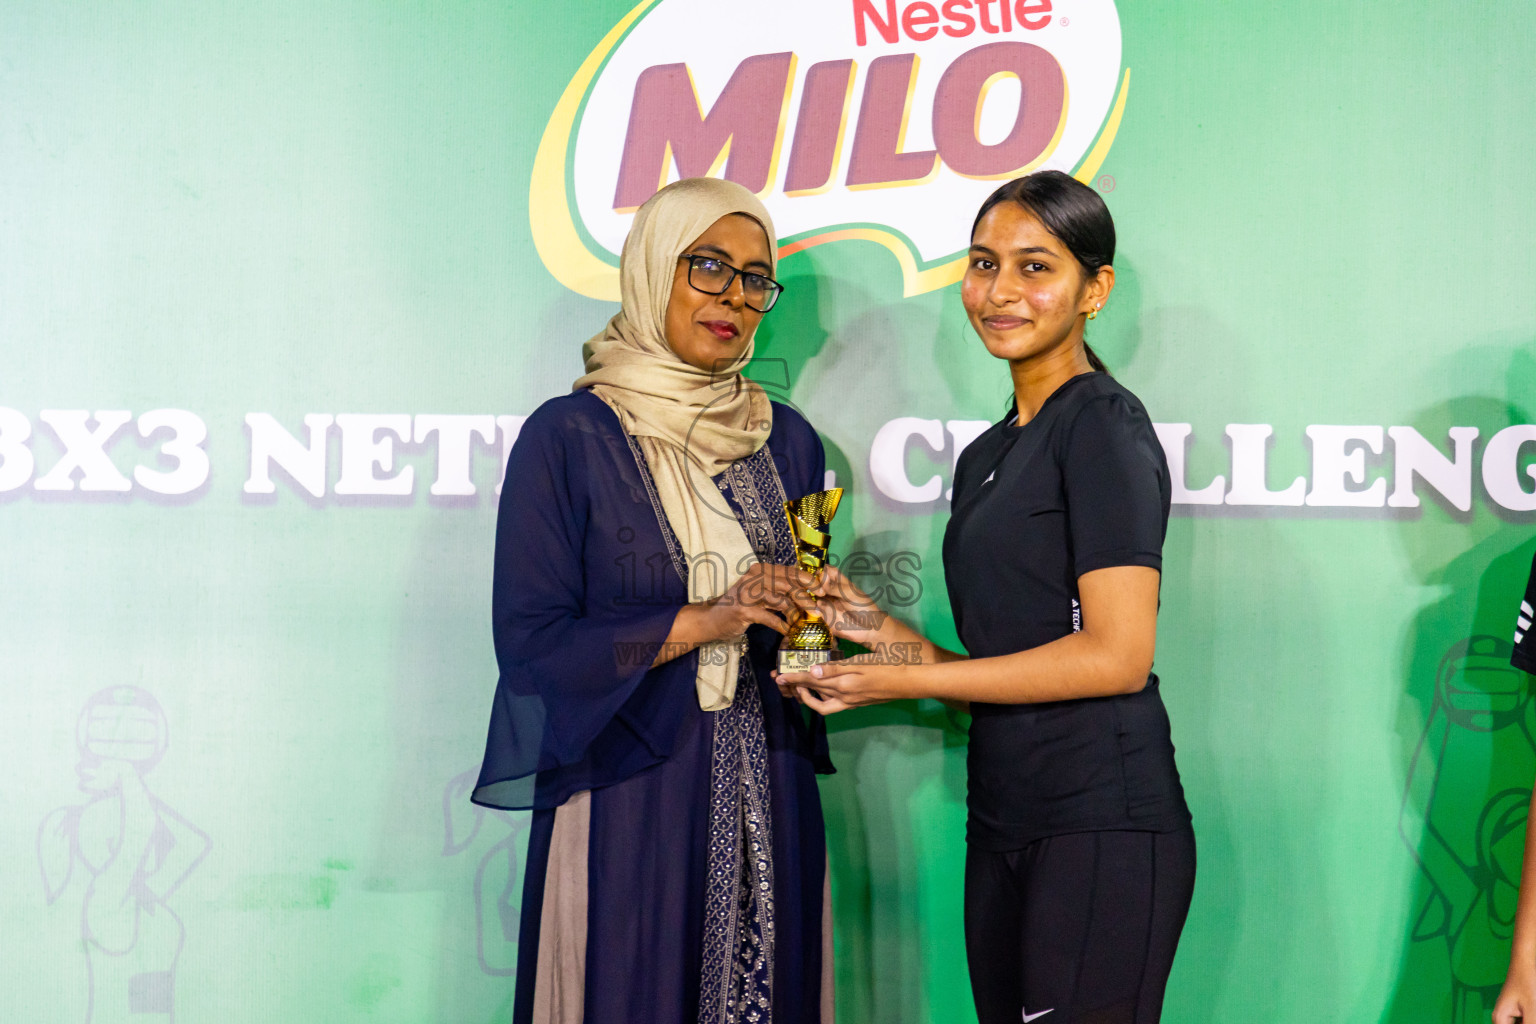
983;470;996;484
1023;1011;1054;1022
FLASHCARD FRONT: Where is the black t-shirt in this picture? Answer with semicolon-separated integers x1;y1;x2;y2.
1515;553;1536;675
943;372;1191;851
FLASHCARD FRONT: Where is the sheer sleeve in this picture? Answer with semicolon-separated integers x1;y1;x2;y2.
472;401;685;810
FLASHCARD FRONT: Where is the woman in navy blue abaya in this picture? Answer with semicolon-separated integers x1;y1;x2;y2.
472;178;834;1024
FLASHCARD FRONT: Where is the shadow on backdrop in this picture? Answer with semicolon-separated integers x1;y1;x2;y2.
1384;354;1536;1022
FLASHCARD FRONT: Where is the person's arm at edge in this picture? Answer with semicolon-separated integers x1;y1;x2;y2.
1494;786;1536;1022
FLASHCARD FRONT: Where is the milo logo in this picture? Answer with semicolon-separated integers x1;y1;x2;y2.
531;0;1126;298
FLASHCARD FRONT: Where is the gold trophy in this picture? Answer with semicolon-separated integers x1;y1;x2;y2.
777;487;844;673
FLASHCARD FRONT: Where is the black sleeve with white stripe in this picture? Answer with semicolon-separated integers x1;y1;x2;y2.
1515;552;1536;675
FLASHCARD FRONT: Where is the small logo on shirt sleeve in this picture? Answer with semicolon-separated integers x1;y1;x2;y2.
1071;598;1082;633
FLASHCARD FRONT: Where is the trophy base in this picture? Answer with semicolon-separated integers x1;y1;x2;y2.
778;646;836;674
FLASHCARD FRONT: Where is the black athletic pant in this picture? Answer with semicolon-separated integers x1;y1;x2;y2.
964;827;1196;1024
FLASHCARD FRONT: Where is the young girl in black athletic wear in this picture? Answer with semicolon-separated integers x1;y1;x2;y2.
777;170;1195;1024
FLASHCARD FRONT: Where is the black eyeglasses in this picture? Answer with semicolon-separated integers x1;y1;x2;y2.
678;254;784;313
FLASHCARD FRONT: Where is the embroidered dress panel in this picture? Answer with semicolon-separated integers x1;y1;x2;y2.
625;432;690;590
697;444;792;1023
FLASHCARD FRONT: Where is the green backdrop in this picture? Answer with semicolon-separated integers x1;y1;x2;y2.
3;2;1535;1021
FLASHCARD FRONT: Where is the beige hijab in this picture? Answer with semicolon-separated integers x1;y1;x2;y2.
574;178;777;711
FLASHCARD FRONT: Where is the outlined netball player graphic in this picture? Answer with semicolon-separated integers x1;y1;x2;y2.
1400;637;1533;1023
36;687;211;1023
443;767;529;976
